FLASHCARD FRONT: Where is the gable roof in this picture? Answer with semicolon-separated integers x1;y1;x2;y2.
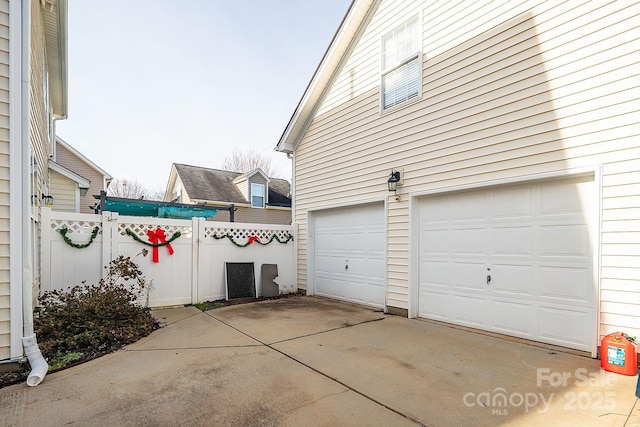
172;163;291;207
275;0;379;153
55;137;112;179
233;168;270;184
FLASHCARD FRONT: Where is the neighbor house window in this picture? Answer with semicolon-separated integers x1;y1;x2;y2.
381;15;421;111
251;183;265;208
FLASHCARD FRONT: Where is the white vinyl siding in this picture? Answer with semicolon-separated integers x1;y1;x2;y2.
291;0;640;341
55;143;109;214
50;170;77;212
381;15;420;110
29;0;51;301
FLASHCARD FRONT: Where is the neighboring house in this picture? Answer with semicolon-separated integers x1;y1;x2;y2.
276;0;640;356
164;163;291;224
1;0;68;370
50;136;112;213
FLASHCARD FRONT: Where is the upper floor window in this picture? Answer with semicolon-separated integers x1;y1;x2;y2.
381;15;421;111
251;183;265;208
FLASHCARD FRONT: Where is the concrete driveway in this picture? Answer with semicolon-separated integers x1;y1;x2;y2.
1;296;638;426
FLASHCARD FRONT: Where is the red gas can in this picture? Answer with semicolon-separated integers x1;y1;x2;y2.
600;332;637;376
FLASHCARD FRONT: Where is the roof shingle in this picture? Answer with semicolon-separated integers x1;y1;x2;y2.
174;164;291;207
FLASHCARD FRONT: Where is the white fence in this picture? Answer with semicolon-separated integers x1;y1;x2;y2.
41;208;297;307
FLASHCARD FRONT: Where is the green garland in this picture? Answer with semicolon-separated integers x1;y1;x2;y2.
211;232;293;247
59;226;100;249
125;228;182;247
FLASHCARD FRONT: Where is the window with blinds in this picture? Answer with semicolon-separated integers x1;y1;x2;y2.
381;15;421;111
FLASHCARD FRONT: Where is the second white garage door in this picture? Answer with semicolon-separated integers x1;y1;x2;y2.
418;176;596;352
313;203;386;308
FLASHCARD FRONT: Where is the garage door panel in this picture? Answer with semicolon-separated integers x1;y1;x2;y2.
539;266;590;302
315;254;346;274
419;290;449;320
315;229;349;251
490;300;532;335
345;229;377;249
452;192;486;220
540;225;589;257
491;264;532;295
348;257;385;280
452;295;487;326
451;262;487;290
421;230;450;254
540;181;586;215
453;228;487;254
418;176;596;352
313;203;386;309
538;306;591;350
492;226;532;255
421;198;449;223
420;261;450;286
493;187;533;218
315;276;339;299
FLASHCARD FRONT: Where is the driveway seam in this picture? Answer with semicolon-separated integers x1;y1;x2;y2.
204;312;427;426
280;389;350;416
126;344;263;352
266;317;386;345
152;310;203;326
625;398;639;426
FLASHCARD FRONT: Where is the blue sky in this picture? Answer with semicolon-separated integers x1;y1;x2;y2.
56;0;352;192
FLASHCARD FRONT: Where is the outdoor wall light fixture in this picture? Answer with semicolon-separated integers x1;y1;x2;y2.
387;169;401;201
41;194;54;207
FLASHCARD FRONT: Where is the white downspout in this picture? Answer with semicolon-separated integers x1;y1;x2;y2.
21;0;48;387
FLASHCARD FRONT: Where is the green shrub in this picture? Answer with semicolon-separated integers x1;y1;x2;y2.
34;255;158;360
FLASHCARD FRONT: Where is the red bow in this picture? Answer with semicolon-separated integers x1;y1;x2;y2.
147;227;174;263
248;236;260;245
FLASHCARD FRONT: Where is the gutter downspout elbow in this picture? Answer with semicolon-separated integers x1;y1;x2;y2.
22;335;47;386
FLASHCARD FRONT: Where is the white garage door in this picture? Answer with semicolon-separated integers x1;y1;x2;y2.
418;176;596;352
313;203;386;308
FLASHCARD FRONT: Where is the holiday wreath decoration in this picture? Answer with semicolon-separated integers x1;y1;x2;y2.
59;226;100;249
211;232;293;248
125;227;181;262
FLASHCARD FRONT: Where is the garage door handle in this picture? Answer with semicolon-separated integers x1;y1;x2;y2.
345;264;349;270
486;274;491;284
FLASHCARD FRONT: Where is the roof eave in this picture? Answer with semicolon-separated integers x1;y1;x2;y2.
55;136;112;178
43;0;68;119
49;160;91;188
232;168;271;184
193;199;250;208
275;0;379;154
